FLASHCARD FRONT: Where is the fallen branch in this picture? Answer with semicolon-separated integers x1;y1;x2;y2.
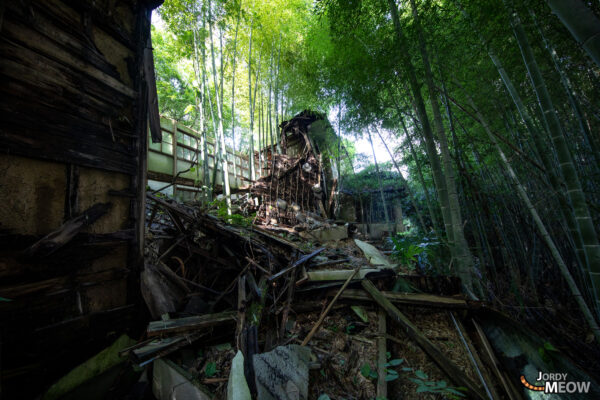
301;265;362;346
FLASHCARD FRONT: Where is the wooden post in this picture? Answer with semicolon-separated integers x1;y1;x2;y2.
376;309;387;399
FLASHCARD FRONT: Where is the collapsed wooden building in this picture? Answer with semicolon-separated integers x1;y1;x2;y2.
251;110;336;227
0;0;163;397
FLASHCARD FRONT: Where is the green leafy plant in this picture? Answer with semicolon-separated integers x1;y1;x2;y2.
205;361;218;377
390;234;425;269
538;341;558;365
209;199;255;227
345;323;356;334
404;369;466;399
383;358;403;381
360;363;377;380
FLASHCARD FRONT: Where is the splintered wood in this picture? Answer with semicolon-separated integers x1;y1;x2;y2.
251;110;330;226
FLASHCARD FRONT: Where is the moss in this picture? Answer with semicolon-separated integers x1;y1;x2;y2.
43;334;135;400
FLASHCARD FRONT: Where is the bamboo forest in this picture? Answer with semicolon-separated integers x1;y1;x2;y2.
2;0;600;399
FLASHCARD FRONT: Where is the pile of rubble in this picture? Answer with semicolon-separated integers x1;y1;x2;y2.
129;192;515;400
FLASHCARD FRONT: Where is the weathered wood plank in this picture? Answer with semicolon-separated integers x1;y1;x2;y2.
2;18;136;97
339;289;471;309
0;41;129;117
472;319;523;400
0;105;137;174
21;202;112;259
4;2;121;79
362;280;487;400
147;311;237;337
0;267;128;299
144;35;162;143
376;309;387;399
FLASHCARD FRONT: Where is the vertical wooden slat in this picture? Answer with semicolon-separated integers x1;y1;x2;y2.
376;309;387;399
172;119;178;197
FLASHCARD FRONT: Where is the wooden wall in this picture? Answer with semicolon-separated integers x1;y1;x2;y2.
0;0;161;397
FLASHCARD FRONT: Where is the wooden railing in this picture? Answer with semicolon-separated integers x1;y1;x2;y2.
147;117;253;197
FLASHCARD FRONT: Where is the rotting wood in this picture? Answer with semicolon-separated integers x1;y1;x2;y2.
306;268;382;281
311;258;350;268
130;332;208;366
451;313;500;400
362;280;487;400
301;265;362;346
2;18;136;98
21;202;112;259
268;247;325;281
147;311;237;337
472;319;523;400
144;34;162;144
376;309;387;399
339;289;472;309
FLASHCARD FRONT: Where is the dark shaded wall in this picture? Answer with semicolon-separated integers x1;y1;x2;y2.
0;0;160;397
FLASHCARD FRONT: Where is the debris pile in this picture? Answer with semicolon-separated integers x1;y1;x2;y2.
74;111;598;399
120;190;528;400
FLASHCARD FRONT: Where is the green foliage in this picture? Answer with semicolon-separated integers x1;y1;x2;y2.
360;363;377;380
209;199;255;227
538;341;559;365
342;163;403;194
389;231;441;274
204;361;218;377
350;305;369;323
398;368;466;399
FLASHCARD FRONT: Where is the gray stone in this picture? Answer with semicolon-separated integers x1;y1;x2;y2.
253;345;311;400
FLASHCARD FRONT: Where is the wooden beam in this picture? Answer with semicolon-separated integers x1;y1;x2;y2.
451;313;501;400
22;202;112;259
339;289;471;309
268;247;325;281
361;280;487;400
147;311;237;337
472;319;523;400
145;35;162;144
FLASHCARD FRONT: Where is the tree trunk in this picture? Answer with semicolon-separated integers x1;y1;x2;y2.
530;9;600;173
405;0;476;296
507;1;600;317
546;0;600;67
274;34;283;154
386;0;453;245
247;20;256;181
208;1;231;214
464;88;600;342
230;0;242;184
